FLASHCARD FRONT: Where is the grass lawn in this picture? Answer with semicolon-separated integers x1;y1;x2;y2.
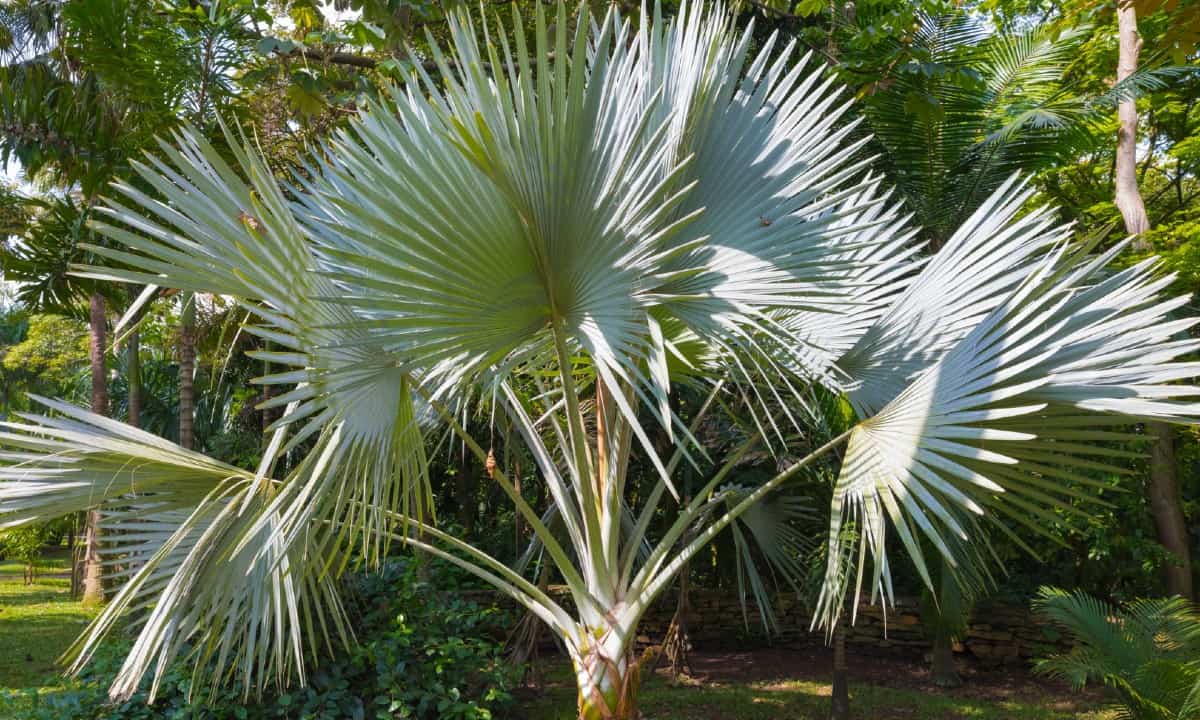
0;550;94;691
522;673;1117;719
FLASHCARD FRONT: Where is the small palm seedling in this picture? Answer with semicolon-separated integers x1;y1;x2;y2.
1034;587;1200;720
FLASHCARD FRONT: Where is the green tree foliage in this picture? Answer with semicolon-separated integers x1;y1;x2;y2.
0;313;88;390
0;522;55;583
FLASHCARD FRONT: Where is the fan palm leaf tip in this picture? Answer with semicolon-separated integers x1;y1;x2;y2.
0;0;1197;706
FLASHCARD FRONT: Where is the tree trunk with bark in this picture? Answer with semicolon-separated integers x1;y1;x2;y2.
179;291;195;450
930;634;961;688
67;513;79;598
1115;3;1150;247
661;556;693;679
82;292;107;607
1113;0;1195;601
1149;423;1194;599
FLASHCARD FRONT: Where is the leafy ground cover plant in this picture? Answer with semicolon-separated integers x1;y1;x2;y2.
0;557;518;720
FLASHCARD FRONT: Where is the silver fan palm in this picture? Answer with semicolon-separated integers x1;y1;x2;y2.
2;4;1198;718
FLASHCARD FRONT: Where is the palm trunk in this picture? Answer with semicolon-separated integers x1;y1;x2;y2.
456;445;477;534
930;633;960;688
830;617;850;719
662;505;693;680
575;628;640;720
1148;422;1195;599
82;292;107;607
1113;2;1195;601
127;328;141;428
67;514;79;597
179;291;195;450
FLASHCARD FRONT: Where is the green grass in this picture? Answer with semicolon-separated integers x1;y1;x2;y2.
0;568;95;690
0;546;73;579
523;672;1117;720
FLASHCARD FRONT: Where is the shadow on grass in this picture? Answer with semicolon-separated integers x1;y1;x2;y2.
0;580;94;690
0;582;73;607
519;671;1115;720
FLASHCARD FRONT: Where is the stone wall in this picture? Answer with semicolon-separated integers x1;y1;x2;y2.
485;588;1071;667
636;592;1072;666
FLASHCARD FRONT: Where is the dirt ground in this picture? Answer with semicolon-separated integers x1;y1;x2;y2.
663;646;1106;712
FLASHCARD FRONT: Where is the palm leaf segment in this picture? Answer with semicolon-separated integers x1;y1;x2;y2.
0;1;1197;703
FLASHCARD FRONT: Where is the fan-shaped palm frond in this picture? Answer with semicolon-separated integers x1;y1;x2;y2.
727;487;816;634
836;175;1070;416
816;240;1200;627
0;395;249;525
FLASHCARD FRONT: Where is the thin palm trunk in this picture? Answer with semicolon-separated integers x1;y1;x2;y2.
67;513;79;598
930;633;960;688
179;291;195;450
127;328;141;428
82;292;107;607
1148;424;1194;599
928;557;964;688
830;616;850;719
1114;1;1195;601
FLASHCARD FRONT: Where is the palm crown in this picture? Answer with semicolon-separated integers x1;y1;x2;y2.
1;4;1198;719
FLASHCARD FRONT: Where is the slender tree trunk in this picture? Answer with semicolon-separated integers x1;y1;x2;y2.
68;512;79;598
127;328;141;429
927;557;964;688
1113;1;1195;601
457;444;477;533
261;340;274;434
1115;3;1150;247
179;291;195;450
662;552;693;679
1149;424;1195;599
830;617;850;719
82;292;107;607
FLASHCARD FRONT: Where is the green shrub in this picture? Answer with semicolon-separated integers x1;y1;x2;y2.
0;557;520;720
1033;586;1200;720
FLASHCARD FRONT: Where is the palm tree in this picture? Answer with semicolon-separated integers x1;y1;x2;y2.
857;12;1094;249
1034;587;1200;720
0;195;119;605
2;5;1200;718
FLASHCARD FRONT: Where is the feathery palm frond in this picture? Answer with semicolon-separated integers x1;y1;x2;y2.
1034;587;1200;720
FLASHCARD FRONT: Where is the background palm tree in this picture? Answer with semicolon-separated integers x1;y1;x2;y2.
0;195;121;604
